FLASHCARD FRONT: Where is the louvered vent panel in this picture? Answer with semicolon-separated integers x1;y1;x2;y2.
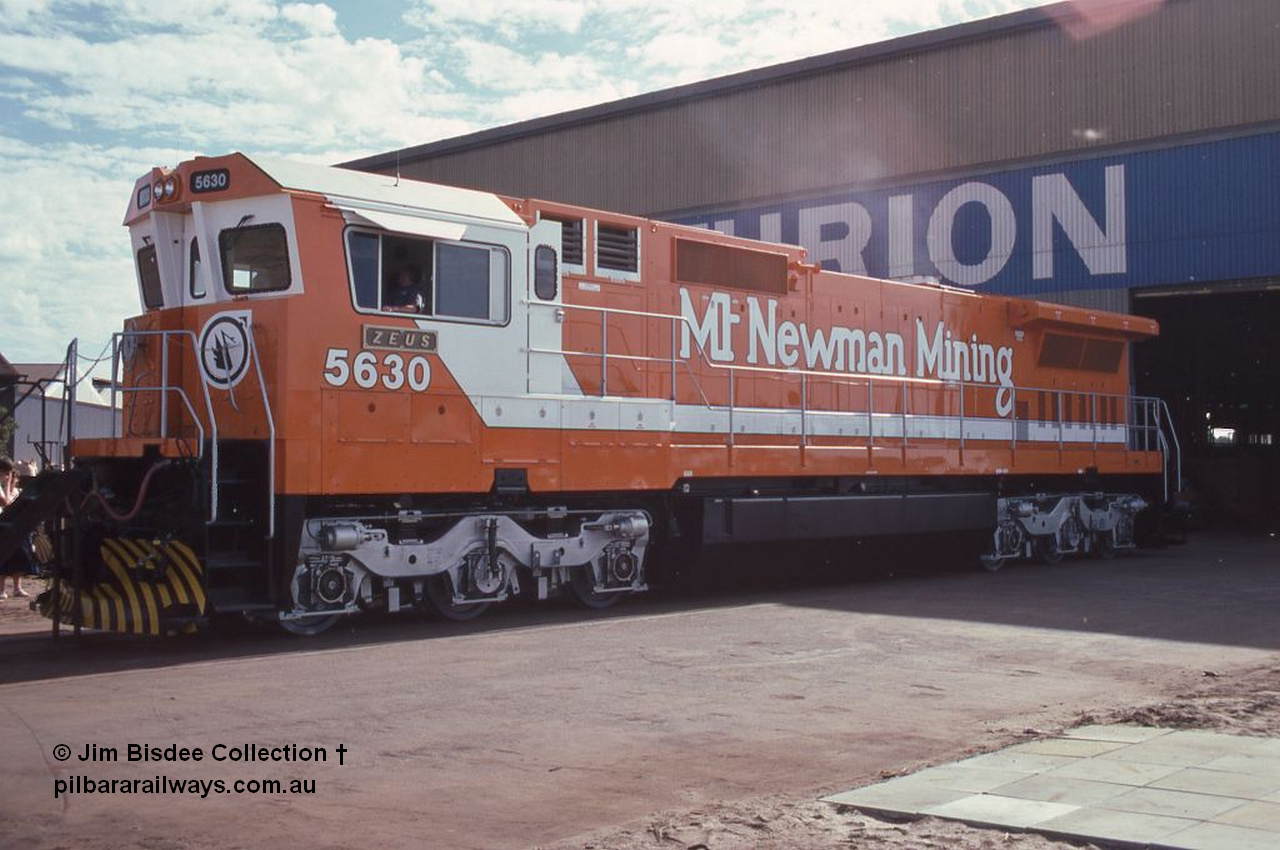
597;224;638;273
544;216;584;266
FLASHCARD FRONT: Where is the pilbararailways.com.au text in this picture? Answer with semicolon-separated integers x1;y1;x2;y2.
51;742;347;799
56;775;323;799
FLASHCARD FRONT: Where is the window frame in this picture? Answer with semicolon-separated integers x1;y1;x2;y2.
343;225;512;327
189;236;205;299
218;222;292;295
534;244;558;301
137;244;164;310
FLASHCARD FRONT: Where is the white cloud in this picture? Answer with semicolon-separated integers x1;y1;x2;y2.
280;2;339;35
0;6;474;155
0;0;54;23
0;0;1047;361
404;0;1044;123
405;0;588;36
0;138;190;361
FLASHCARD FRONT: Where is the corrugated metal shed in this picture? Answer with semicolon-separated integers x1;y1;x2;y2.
345;0;1280;219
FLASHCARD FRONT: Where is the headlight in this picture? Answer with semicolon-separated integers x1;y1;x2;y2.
163;177;177;199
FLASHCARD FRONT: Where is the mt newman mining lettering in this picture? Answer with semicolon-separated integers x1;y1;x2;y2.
678;289;1016;416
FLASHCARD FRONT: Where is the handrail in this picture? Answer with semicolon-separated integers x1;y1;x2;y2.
528;298;1162;400
99;323;275;536
245;325;277;539
1158;398;1183;495
528;298;1168;461
108;329;220;522
112;384;207;454
63;340;77;468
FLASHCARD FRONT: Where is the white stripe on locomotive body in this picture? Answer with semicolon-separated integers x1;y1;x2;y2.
440;388;1128;446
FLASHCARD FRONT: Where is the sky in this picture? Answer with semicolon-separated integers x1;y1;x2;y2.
0;0;1049;364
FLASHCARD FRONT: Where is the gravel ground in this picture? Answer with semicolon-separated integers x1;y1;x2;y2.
0;577;44;627
4;535;1278;850
540;663;1280;850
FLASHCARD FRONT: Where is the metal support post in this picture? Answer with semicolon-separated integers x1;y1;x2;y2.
1058;391;1064;449
800;375;807;448
669;318;677;402
728;368;735;447
600;314;608;397
160;336;169;436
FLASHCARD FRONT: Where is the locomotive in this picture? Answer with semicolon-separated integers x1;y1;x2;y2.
14;153;1176;635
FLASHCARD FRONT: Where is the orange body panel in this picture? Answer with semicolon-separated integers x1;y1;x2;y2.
94;154;1165;498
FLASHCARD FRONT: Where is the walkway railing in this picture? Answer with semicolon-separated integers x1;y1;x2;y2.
526;299;1181;500
101;327;276;536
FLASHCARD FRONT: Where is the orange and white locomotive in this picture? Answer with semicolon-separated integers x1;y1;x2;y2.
29;153;1176;634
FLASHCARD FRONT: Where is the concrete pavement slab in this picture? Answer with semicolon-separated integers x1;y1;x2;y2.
1005;737;1129;758
1198;753;1280;778
1210;800;1280;831
1162;821;1278;850
1063;725;1174;744
825;727;1280;850
821;782;972;812
949;750;1080;774
990;774;1136;807
904;764;1031;793
1151;767;1280;799
922;794;1078;828
1045;755;1183;786
1095;738;1241;768
1168;730;1280;755
1102;786;1252;820
1038;807;1199;844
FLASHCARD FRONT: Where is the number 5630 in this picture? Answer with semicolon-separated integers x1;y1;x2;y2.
322;348;431;391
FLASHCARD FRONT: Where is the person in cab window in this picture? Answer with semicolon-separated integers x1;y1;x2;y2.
384;264;426;313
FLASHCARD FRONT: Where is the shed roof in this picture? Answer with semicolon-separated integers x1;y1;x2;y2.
341;1;1068;172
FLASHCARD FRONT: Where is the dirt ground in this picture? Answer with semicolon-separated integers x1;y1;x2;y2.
3;535;1279;850
539;664;1280;850
0;577;45;628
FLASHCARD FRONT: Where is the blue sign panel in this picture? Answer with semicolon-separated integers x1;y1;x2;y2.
674;132;1280;296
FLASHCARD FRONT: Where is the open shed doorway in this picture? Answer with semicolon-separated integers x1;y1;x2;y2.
1132;285;1280;528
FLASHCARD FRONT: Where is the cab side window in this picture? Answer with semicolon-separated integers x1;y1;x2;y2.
189;237;205;298
219;223;290;293
346;228;508;324
137;245;163;309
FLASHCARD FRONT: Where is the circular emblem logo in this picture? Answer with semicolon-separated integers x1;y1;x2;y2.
199;312;252;389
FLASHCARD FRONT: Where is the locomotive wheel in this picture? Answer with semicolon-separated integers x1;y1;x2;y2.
567;566;622;609
279;614;341;636
423;574;490;621
1094;533;1117;560
1034;535;1064;565
980;555;1007;572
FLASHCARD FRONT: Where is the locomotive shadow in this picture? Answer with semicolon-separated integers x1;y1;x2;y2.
776;530;1280;652
0;532;1274;686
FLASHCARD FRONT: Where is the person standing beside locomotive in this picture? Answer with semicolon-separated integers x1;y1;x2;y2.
0;456;31;599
